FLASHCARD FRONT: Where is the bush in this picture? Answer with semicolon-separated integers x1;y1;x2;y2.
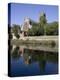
14;33;20;39
50;41;56;47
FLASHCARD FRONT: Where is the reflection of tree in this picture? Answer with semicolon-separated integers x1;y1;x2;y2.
39;60;46;74
39;52;46;74
11;46;20;59
47;52;58;63
32;50;47;73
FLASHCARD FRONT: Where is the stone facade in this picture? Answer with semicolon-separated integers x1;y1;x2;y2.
21;17;32;37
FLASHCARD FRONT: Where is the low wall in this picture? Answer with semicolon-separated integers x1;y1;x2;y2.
19;36;58;41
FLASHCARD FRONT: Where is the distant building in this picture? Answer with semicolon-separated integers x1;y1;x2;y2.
21;17;32;36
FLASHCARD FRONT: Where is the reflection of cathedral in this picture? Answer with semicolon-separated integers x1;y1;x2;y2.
11;45;32;64
19;47;32;64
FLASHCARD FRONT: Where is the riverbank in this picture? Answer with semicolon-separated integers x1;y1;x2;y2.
11;36;58;48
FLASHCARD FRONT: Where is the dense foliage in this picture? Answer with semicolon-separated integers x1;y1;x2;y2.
28;13;58;36
45;22;58;35
28;23;44;36
8;24;13;39
12;24;21;38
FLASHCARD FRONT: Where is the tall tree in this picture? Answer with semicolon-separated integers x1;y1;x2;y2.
39;12;47;35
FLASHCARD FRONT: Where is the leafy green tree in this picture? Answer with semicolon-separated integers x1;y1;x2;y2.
39;12;47;35
12;24;21;38
28;20;38;36
45;22;58;35
8;24;13;39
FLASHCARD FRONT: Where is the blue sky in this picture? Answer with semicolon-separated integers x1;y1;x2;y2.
9;3;58;26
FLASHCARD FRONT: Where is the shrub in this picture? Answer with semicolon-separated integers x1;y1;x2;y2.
50;41;56;47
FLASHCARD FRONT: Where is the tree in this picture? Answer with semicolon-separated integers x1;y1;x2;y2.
12;24;21;38
45;21;58;35
8;24;13;40
28;20;39;36
28;17;45;36
39;12;47;35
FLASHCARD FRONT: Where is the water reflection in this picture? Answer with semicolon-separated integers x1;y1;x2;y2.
10;44;58;76
11;46;20;59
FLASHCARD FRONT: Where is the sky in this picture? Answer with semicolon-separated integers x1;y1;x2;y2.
9;3;58;26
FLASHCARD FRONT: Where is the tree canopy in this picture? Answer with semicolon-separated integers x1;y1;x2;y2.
28;12;58;36
12;24;21;38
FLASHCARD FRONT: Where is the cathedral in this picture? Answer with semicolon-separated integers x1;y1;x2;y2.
21;17;32;37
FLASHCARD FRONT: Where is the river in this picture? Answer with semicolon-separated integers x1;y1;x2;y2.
9;44;58;77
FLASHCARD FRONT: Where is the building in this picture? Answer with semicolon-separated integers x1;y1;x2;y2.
21;17;32;36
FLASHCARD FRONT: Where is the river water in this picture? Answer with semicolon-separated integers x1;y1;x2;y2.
9;44;58;77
